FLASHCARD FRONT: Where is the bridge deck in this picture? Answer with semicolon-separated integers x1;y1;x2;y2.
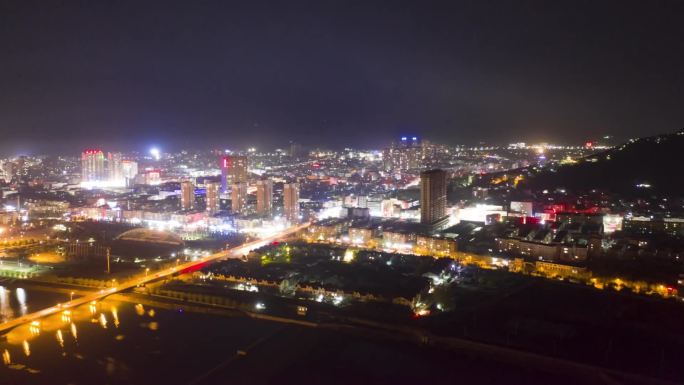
0;223;308;334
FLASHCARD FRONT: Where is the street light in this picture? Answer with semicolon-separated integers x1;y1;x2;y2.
145;268;150;277
70;291;74;301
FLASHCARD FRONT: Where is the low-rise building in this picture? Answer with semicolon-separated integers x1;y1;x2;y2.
305;218;349;242
623;216;684;236
415;235;457;257
534;261;590;281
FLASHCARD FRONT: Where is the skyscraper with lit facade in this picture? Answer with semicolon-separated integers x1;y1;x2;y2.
256;179;273;216
231;182;248;214
121;160;138;186
420;169;448;229
107;152;124;184
180;180;195;210
220;155;249;191
283;182;300;223
382;136;422;172
81;149;106;183
205;181;220;215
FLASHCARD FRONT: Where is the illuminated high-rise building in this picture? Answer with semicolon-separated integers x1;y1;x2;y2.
15;156;28;177
107;152;124;184
420;169;448;229
1;161;17;181
205;181;221;215
121;160;138;183
231;182;248;214
81;149;106;183
144;169;162;185
400;136;420;148
255;179;273;216
180;180;195;210
220;155;249;191
283;183;300;223
382;136;422;172
289;141;305;158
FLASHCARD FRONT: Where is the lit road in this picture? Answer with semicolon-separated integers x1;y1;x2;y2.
0;223;309;334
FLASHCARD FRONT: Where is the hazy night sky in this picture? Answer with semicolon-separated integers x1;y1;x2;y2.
1;0;683;154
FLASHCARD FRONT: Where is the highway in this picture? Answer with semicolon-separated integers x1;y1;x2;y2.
0;223;309;335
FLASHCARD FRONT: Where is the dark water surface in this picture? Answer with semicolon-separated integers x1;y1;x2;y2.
0;294;608;385
1;298;283;385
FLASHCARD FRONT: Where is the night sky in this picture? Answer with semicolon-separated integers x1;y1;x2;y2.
1;0;683;154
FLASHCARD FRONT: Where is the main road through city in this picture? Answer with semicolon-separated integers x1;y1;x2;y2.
0;223;310;334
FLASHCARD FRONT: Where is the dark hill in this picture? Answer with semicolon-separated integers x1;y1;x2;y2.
519;130;684;197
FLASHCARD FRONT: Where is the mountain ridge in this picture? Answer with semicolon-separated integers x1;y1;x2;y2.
516;129;684;197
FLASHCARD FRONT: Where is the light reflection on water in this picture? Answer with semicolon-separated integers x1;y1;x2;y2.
99;313;108;329
134;303;144;316
2;298;152;370
0;286;30;322
70;323;77;341
0;286;12;321
56;330;64;349
16;288;27;316
111;306;119;328
1;298;283;385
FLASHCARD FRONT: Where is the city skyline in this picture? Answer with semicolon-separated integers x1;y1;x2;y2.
0;132;630;158
2;1;684;384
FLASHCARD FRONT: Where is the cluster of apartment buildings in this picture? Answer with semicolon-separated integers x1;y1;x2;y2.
303;217;457;258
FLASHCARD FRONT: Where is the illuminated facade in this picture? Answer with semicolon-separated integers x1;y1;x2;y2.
623;216;684;236
255;179;273;216
495;236;593;262
220;155;249;191
348;226;374;246
382;136;422;172
1;161;17;181
121;160;138;183
382;230;415;250
231;182;248;214
305;219;347;242
535;261;590;281
420;169;448;229
81;149;106;183
81;149;135;188
180;180;195;210
415;235;457;257
144;169;162;185
205;181;220;215
283;182;300;223
107;152;124;183
383;146;420;172
602;214;623;234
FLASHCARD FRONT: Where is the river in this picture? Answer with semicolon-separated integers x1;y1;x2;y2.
0;292;585;385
